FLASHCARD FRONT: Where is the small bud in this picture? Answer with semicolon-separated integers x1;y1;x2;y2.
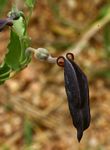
34;48;49;61
26;47;57;63
8;11;23;20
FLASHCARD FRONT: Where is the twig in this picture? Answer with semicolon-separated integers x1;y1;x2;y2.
27;13;110;64
63;13;110;56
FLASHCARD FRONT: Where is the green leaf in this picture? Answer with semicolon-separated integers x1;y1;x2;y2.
0;8;32;85
19;37;31;67
13;17;25;37
0;0;8;15
5;30;22;71
25;0;36;8
103;23;110;57
12;14;31;68
0;63;11;77
0;63;11;84
20;37;30;61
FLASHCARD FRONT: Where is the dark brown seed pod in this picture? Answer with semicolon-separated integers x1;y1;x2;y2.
68;60;91;130
64;58;81;107
57;56;65;67
56;53;91;142
63;58;83;142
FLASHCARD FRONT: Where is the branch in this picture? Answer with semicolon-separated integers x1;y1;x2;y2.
27;13;110;64
63;13;110;56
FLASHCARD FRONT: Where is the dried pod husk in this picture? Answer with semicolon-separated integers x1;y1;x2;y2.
0;18;13;32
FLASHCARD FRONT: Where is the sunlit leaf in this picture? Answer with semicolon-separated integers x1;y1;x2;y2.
0;3;32;85
20;36;30;60
13;17;25;37
0;63;11;84
5;30;22;70
0;63;11;77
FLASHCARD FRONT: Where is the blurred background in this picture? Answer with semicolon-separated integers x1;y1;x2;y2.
0;0;110;149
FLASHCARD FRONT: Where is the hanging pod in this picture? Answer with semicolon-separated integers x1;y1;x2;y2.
57;53;91;142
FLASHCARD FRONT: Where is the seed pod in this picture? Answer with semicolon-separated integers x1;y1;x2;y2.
64;57;81;107
66;53;90;130
63;57;83;142
57;53;91;142
69;62;91;130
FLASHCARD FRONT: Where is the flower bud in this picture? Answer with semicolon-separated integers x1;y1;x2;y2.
34;48;49;61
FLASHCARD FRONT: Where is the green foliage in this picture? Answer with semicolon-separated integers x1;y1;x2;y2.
13;17;25;37
0;0;36;84
0;0;8;15
23;118;34;145
5;30;22;70
0;14;31;84
0;63;11;85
